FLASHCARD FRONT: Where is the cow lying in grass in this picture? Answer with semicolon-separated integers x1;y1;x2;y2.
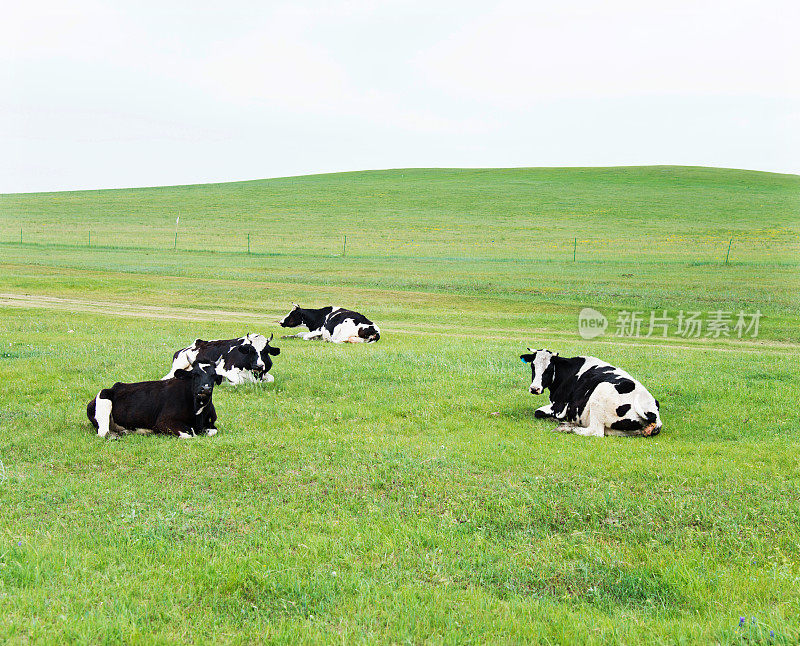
279;304;380;343
87;361;223;439
164;333;280;384
520;348;662;437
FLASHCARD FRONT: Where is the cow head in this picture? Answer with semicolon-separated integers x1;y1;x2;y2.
357;325;380;343
520;348;557;395
279;303;303;328
174;361;223;405
229;343;260;372
245;333;281;374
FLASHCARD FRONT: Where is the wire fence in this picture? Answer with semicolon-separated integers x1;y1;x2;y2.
3;222;798;264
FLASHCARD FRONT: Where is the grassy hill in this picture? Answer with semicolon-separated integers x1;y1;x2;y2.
3;166;799;261
2;166;798;341
1;167;799;643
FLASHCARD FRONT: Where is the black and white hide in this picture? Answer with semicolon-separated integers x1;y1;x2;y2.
520;348;662;437
87;361;223;439
164;333;280;385
279;304;380;343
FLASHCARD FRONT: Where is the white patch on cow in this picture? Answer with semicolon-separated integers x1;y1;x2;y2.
328;319;380;343
94;394;113;438
529;350;554;394
216;365;259;385
575;378;661;437
196;404;206;415
302;330;325;341
328;318;358;343
261;372;274;383
206;428;218;437
245;333;269;370
178;431;192;439
163;347;199;379
134;428;154;435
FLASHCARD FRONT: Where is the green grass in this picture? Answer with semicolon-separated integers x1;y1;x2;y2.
1;166;799;644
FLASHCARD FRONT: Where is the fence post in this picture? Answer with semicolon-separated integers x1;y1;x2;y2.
573;237;577;261
724;238;732;265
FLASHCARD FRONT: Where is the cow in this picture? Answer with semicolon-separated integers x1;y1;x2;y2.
163;333;280;384
87;361;223;439
520;348;662;437
279;304;380;343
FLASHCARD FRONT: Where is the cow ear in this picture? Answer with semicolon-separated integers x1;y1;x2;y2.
520;354;535;364
174;369;191;380
269;345;280;356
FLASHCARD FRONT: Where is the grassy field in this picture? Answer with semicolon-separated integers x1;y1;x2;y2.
1;166;799;644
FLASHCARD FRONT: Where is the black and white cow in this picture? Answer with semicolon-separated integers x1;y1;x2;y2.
164;333;280;384
279;304;380;343
520;348;662;437
87;361;223;439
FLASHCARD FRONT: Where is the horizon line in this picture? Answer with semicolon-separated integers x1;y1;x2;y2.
3;164;798;196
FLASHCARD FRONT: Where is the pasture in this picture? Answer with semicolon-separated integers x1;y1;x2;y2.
1;166;799;643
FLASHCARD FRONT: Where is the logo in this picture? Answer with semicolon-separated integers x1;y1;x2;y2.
578;308;608;339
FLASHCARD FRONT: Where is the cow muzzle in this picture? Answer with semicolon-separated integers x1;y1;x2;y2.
529;386;543;395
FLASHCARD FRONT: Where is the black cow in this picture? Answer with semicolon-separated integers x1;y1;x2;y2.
164;333;280;384
279;304;380;343
520;348;662;437
87;361;223;439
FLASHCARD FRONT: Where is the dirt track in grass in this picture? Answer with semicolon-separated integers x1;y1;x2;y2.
2;292;794;355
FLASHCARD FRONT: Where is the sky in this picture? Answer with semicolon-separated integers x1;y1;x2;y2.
2;0;798;192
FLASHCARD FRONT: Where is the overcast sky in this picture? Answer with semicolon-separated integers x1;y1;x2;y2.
2;0;798;192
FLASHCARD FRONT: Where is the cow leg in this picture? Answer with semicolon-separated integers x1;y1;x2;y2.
93;393;114;438
158;420;197;439
572;407;606;437
555;422;577;433
572;424;603;437
203;404;218;437
568;386;613;437
261;372;274;383
534;403;555;419
222;369;245;385
302;331;324;341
